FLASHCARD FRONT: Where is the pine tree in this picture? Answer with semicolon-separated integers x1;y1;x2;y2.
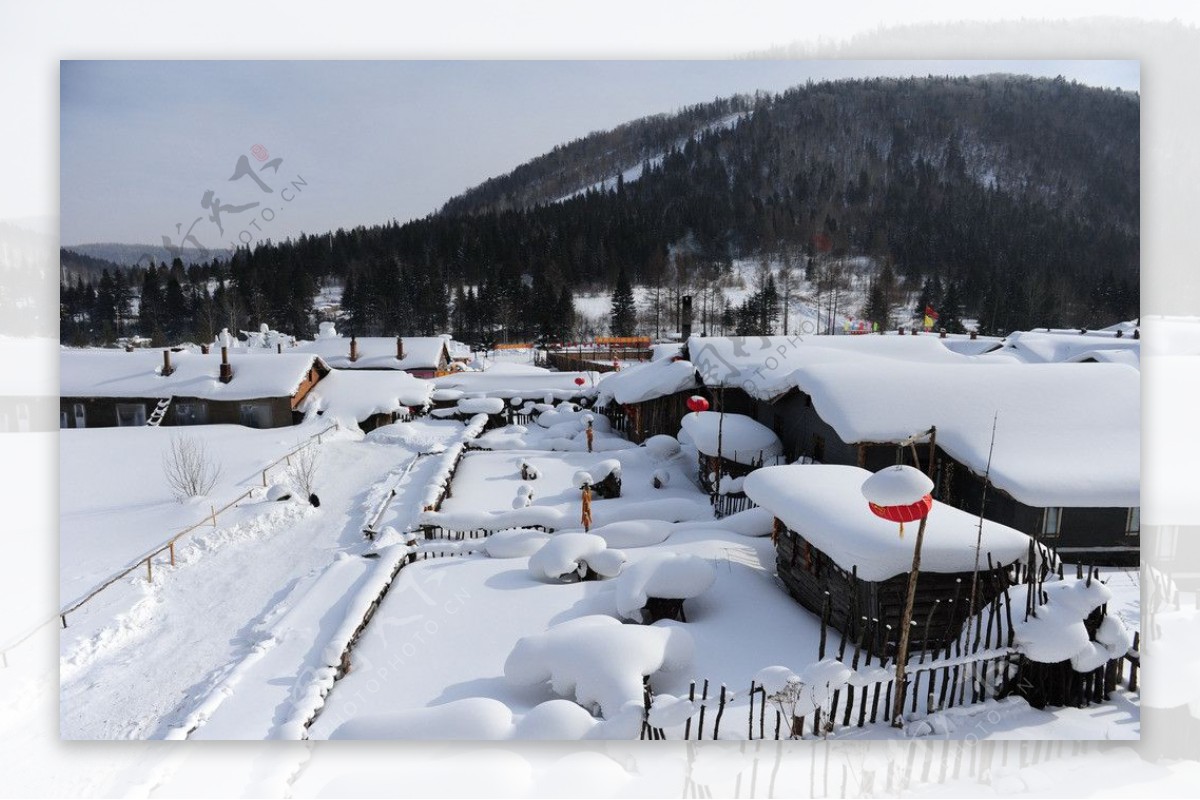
610;267;637;336
939;280;966;334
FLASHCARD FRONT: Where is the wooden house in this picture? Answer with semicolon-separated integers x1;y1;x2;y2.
298;368;433;432
744;464;1033;654
687;335;1140;567
593;356;699;443
60;347;328;429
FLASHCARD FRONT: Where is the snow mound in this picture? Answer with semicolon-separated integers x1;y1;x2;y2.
328;697;515;740
643;435;681;459
861;465;934;506
482;528;552;558
754;665;801;696
457;397;505;415
615;553;717;620
503;615;694;718
716;506;774;537
647;693;699;728
589;519;672;549
527;533;627;582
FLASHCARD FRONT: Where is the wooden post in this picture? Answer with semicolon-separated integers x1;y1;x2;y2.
211;504;217;528
169;541;175;566
146;557;153;583
891;511;930;728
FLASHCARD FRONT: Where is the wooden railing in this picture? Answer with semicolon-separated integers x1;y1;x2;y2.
58;422;338;628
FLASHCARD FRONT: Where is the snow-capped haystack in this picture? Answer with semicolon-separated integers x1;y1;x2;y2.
1012;578;1114;665
679;412;783;466
503;615;694;718
572;459;621;488
527;533;627;582
615;552;716;622
643;435;681;460
860;465;934;507
481;528;552;559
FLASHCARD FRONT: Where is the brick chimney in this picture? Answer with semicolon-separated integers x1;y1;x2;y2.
277;342;282;354
350;335;359;363
897;327;905;335
939;328;947;339
396;336;405;360
219;346;233;383
1133;328;1140;340
969;330;978;340
200;343;210;355
162;349;175;377
681;295;693;339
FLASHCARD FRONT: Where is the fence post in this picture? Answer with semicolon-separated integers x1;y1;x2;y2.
169;541;175;567
211;505;217;527
146;557;152;583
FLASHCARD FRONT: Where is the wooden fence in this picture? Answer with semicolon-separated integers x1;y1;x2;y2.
59;422;339;628
711;493;757;518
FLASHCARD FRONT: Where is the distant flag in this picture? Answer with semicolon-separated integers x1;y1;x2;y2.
924;305;938;331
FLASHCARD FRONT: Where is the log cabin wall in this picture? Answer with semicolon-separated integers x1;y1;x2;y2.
775;523;1016;655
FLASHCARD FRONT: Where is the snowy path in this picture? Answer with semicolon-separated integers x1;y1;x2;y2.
58;420;464;740
182;452;453;739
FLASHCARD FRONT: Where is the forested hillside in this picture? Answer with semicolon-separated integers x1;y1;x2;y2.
61;75;1139;346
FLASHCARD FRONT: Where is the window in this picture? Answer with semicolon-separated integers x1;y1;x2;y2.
1126;507;1140;537
73;403;86;428
115;403;146;427
1041;507;1062;539
239;402;272;429
175;402;208;426
60;410;68;429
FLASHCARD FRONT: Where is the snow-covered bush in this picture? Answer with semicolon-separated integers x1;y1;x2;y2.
753;658;853;738
651;469;670;489
615;552;716;622
588;519;672;549
527;533;626;582
503;615;694;718
162;434;221;501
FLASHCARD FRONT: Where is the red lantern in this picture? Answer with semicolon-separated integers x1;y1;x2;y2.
574;376;586;387
861;465;933;537
686;395;710;414
868;494;933;524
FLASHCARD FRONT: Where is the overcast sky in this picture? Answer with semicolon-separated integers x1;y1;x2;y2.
60;60;1138;248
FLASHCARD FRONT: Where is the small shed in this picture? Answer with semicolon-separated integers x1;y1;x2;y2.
299;368;433;431
744;464;1033;655
679;410;784;494
594;356;699;443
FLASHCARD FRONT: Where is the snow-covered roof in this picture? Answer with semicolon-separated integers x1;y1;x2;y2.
679;411;783;465
299;368;432;425
433;364;598;400
790;361;1139;508
686;334;968;400
984;329;1141;366
595;359;699;405
743;464;1032;581
60;348;323;401
293;336;449;370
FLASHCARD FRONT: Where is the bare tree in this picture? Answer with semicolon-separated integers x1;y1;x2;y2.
288;445;320;498
162;435;221;501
